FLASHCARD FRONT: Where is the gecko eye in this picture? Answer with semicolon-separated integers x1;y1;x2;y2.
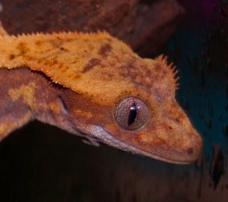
114;97;149;130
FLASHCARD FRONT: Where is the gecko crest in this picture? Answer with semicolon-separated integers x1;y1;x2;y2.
156;55;179;90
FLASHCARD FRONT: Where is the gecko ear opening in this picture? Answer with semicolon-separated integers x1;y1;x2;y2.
57;96;69;115
114;97;149;130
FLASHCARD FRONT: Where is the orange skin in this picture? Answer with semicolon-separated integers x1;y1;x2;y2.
0;24;202;164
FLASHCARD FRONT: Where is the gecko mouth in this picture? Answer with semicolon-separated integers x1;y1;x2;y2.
79;124;199;164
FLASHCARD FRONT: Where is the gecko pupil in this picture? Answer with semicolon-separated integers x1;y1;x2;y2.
128;103;137;126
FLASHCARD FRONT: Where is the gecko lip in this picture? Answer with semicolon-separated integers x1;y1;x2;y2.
81;124;201;164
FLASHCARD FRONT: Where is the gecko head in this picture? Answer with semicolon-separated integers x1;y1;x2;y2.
112;96;202;164
71;55;202;164
80;95;202;164
42;32;202;164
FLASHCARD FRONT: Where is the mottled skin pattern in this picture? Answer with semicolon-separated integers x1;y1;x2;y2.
0;24;202;164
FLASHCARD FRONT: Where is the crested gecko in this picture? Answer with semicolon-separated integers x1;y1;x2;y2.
0;22;202;164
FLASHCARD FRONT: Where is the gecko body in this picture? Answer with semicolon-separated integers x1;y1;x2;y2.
0;24;202;164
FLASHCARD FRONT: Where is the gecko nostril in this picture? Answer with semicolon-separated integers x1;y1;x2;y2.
168;126;173;130
187;147;194;155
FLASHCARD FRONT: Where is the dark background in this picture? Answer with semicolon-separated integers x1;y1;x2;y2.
0;0;228;201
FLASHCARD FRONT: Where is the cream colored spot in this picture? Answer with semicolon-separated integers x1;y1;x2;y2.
74;109;93;118
8;82;36;107
49;101;61;114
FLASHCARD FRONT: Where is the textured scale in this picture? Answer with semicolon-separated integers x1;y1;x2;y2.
0;23;202;164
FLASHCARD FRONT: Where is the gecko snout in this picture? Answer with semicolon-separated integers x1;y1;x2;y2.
187;130;202;160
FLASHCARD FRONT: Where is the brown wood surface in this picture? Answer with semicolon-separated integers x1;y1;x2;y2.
0;0;184;56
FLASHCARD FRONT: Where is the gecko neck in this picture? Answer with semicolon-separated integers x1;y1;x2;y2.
0;67;77;138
